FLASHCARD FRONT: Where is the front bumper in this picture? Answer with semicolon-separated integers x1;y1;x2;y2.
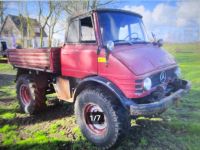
129;79;191;116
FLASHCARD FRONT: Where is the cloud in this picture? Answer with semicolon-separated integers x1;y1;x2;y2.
152;3;176;26
124;3;178;27
123;5;152;29
176;1;200;27
123;1;200;42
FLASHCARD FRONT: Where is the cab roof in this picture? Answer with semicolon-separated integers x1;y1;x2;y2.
70;8;142;20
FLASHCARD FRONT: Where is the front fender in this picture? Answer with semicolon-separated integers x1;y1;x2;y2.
73;76;131;110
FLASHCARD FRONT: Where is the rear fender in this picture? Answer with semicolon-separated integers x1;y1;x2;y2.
16;68;29;82
16;68;49;89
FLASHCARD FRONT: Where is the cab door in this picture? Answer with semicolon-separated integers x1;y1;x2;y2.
61;16;98;78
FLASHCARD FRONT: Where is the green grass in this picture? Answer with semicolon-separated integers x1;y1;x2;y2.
162;43;200;150
0;43;200;149
0;63;15;74
0;112;16;119
0;125;19;145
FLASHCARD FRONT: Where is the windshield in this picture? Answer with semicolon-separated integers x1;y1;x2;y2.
98;11;149;45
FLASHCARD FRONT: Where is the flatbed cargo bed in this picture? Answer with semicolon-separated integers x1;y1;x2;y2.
7;48;61;73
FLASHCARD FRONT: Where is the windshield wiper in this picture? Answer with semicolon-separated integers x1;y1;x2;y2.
113;40;133;45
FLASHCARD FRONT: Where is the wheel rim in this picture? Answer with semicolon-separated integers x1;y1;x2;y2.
84;103;107;135
20;84;31;105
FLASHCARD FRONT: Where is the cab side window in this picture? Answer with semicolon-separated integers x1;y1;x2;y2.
80;17;96;43
66;20;79;43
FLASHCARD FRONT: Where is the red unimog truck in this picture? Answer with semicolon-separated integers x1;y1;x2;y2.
7;9;190;149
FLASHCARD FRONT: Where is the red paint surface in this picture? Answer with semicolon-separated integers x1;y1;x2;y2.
61;44;98;78
112;44;176;75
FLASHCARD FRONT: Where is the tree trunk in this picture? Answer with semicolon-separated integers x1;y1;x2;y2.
40;28;43;47
0;2;3;25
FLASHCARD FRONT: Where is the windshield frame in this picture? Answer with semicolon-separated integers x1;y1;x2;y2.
97;10;150;46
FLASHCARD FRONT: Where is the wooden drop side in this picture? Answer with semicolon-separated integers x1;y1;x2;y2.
7;48;61;73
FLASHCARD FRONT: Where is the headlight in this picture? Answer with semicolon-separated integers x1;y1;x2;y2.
143;77;152;91
175;67;181;78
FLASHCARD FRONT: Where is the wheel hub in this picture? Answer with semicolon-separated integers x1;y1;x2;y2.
84;103;107;135
20;85;31;105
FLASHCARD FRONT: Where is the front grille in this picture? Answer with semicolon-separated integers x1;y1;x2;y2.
150;67;177;87
135;79;143;94
134;67;177;94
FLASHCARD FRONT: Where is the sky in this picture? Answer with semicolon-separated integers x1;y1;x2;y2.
4;0;200;43
120;0;200;43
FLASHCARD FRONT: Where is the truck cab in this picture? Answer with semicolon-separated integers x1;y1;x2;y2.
62;9;185;99
7;9;190;149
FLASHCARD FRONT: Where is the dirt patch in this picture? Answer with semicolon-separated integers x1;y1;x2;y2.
0;59;7;64
0;98;15;105
0;74;15;87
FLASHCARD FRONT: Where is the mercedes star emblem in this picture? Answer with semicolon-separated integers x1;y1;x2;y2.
160;71;167;83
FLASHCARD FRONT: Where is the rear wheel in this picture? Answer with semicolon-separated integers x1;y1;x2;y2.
75;88;130;149
16;74;47;114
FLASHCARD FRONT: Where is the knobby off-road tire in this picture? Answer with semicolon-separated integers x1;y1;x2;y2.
75;88;131;149
16;74;47;115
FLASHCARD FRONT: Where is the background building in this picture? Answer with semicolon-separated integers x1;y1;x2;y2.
0;15;48;48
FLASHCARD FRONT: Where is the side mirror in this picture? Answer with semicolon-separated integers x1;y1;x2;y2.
106;41;114;51
105;41;114;66
157;39;163;47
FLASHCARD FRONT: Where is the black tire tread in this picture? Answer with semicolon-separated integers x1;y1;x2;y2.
16;74;47;115
75;86;130;149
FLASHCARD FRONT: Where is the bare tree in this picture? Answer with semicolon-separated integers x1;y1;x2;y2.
24;2;35;48
15;1;35;48
0;1;3;25
0;1;7;26
46;2;63;47
38;1;54;47
17;2;25;47
62;0;115;16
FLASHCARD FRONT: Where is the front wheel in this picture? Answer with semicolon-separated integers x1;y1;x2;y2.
75;88;130;149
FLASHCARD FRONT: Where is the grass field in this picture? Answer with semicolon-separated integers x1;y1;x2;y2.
0;43;200;150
